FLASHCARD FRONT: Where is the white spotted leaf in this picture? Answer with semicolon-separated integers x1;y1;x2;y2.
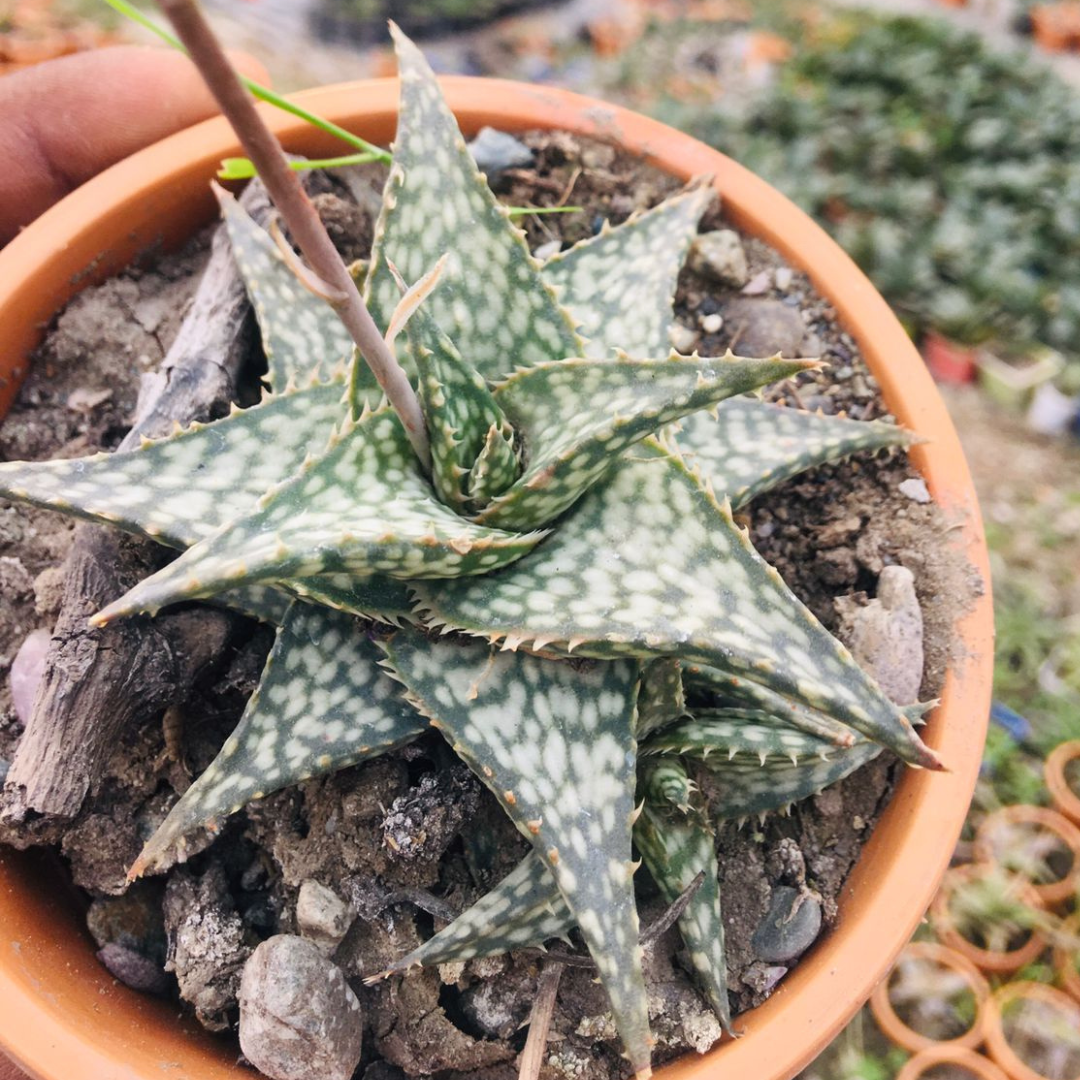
380;626;653;1077
544;186;714;358
417;440;940;769
371;851;572;977
635;772;732;1033
93;405;546;624
673;398;913;510
637;658;687;739
219;191;353;392
479;351;818;530
354;24;580;409
130;603;425;877
406;302;520;512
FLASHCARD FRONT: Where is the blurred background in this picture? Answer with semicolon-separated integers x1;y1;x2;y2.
2;0;1080;1076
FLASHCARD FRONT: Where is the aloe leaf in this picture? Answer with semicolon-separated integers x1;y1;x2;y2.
465;420;519;510
697;739;882;821
218;190;353;392
683;664;859;748
417;439;940;770
371;851;572;978
544;186;714;358
637;658;687;739
642;710;853;765
635;772;732;1033
674;398;914;510
642;756;696;811
354;24;580;410
406;302;519;512
93;406;546;624
0;377;345;549
286;573;416;625
380;627;653;1077
480;351;818;530
130;603;425;878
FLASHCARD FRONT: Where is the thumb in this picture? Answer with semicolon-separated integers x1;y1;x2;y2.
0;45;270;245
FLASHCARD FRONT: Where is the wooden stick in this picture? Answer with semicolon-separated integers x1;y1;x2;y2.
155;0;431;472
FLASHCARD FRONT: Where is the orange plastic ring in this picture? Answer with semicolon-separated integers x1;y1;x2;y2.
870;941;990;1053
1046;742;1080;829
974;805;1080;909
1053;912;1080;1004
896;1044;1010;1080
931;865;1047;975
983;982;1080;1080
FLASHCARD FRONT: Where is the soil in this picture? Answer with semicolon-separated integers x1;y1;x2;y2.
0;132;978;1080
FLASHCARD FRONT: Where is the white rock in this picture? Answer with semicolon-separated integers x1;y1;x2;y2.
688;229;749;288
898;477;931;504
296;880;353;955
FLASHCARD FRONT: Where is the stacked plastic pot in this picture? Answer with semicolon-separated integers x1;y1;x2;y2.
870;741;1080;1080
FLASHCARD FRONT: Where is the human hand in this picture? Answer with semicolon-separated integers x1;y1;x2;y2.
0;44;268;245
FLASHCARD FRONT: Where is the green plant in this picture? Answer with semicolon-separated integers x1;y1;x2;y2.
635;11;1080;357
0;22;940;1077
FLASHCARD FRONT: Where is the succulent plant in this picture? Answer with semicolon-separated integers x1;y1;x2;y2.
0;26;941;1078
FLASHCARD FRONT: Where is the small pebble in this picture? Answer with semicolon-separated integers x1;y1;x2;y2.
296;880;353;955
669;322;700;354
741;270;773;296
751;886;822;963
774;267;793;291
699;313;723;335
10;628;51;727
467;127;533;176
688;229;748;288
97;943;171;995
533;239;561;261
239;936;363;1080
719;297;805;357
898;477;931;504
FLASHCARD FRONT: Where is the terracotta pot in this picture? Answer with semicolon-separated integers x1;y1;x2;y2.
983;982;1080;1080
1046;741;1080;828
870;941;991;1053
923;330;979;385
896;1045;1011;1080
1031;4;1080;52
0;78;993;1080
931;865;1048;976
1053;912;1080;1003
974;805;1080;909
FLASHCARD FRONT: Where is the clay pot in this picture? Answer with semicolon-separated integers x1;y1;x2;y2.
1046;741;1080;828
1053;912;1080;1003
870;941;991;1053
923;330;978;385
1031;4;1080;52
973;805;1080;909
0;78;993;1080
896;1045;1011;1080
983;982;1080;1080
931;865;1048;976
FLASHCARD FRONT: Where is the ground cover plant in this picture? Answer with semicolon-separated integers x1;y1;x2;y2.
0;8;946;1076
620;9;1080;373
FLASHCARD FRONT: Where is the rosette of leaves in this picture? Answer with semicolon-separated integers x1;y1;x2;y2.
0;27;939;1077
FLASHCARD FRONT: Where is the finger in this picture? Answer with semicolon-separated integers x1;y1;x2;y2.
0;45;270;245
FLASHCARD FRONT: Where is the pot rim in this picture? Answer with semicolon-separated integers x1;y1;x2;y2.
0;75;993;1080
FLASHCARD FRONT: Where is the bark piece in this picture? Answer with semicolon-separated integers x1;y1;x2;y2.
0;182;272;835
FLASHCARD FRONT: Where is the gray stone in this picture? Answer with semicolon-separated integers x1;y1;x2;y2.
97;943;171;995
688;229;748;288
239;936;363;1080
468;126;533;176
751;886;822;963
835;565;924;705
719;297;806;357
296;880;353;955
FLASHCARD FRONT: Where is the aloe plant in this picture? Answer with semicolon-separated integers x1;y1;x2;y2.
0;25;940;1078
